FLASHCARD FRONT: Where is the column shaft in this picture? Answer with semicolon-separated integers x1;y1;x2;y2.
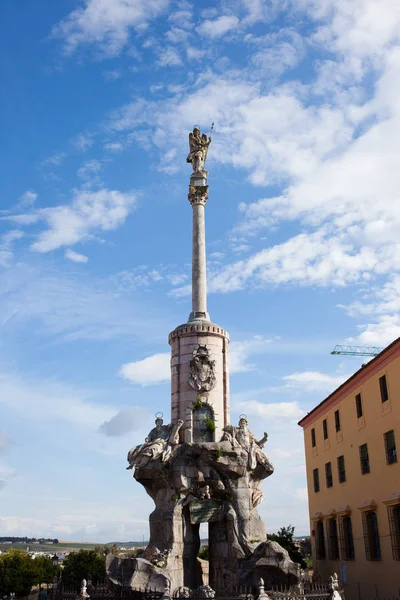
192;202;207;318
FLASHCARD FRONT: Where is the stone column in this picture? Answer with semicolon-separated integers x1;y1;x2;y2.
188;178;210;322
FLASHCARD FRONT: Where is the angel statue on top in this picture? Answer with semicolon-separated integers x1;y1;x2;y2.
186;125;212;174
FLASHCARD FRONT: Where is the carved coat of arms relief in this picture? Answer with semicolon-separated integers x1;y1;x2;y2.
188;345;217;392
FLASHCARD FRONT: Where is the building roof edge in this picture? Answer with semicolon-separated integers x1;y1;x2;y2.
298;336;400;428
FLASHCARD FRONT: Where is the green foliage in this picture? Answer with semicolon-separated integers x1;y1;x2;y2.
215;447;223;460
192;397;203;411
204;415;216;432
300;537;312;557
268;525;306;569
171;494;180;502
0;549;49;597
197;546;209;561
62;550;106;589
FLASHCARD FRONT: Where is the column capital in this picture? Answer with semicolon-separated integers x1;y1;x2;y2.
188;185;208;207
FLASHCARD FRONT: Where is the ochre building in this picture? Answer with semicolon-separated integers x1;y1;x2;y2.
298;338;400;599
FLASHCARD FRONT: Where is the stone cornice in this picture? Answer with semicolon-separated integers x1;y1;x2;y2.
169;321;230;344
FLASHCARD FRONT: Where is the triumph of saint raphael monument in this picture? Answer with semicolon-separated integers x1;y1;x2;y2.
106;127;301;597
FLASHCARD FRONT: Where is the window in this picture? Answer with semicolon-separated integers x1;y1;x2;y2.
384;430;397;465
311;428;316;448
355;393;363;418
325;462;333;488
316;520;326;559
328;518;339;560
387;504;400;560
362;510;381;561
339;515;355;561
359;443;370;474
313;468;320;493
334;409;341;432
379;374;389;403
323;418;328;440
337;455;346;483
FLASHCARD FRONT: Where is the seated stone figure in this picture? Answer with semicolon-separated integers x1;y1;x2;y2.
127;417;183;470
222;417;273;473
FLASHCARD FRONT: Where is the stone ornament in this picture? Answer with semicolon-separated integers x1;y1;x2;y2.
79;580;90;600
188;345;217;392
127;417;183;470
197;585;216;598
329;573;342;600
222;417;273;473
188;185;208;206
186;126;212;174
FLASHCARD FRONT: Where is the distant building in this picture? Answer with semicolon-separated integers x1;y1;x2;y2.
298;338;400;600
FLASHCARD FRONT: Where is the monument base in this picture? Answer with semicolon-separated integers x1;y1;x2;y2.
121;436;301;595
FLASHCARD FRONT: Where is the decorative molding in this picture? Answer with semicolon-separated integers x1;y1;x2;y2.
168;322;230;343
383;492;400;506
311;511;324;520
188;185;208;207
358;499;377;512
336;505;352;516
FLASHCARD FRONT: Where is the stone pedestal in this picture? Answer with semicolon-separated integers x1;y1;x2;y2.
169;321;230;441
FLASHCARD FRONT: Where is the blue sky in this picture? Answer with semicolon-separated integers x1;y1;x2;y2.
1;0;399;542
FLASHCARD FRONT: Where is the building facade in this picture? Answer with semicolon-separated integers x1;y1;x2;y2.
299;338;400;599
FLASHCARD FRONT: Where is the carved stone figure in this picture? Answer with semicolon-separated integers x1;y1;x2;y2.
197;585;216;598
328;573;342;600
186;127;212;174
222;417;273;473
127;417;183;470
118;417;297;595
189;345;216;392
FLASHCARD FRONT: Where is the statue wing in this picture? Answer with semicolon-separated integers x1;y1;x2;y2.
188;132;196;153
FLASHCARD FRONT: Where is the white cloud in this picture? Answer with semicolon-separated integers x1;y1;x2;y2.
104;142;125;152
0;372;114;430
0;230;24;267
230;336;274;373
157;46;183;67
77;159;103;180
197;15;239;38
72;133;94;152
65;249;89;263
103;69;122;80
282;370;350;392
119;352;170;386
235;399;304;421
18;191;37;207
26;188;136;253
52;0;170;56
116;266;163;289
0;262;164;341
41;152;66;167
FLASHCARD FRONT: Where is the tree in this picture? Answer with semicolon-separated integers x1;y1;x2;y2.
268;525;306;569
32;555;55;586
62;550;106;589
0;550;38;597
300;537;312;558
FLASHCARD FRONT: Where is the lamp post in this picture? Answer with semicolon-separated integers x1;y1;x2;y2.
51;554;59;592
